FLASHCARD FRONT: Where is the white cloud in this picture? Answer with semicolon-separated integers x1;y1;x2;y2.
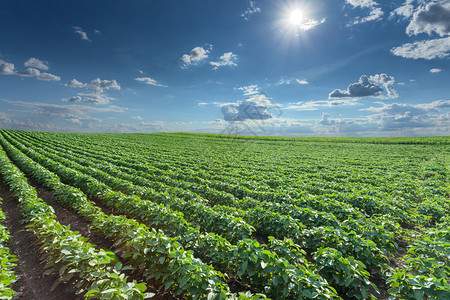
76;92;115;105
0;60;15;74
369;73;398;98
285;99;358;111
316;112;354;126
62;78;121;105
237;84;259;96
430;68;442;73
346;0;384;24
406;2;450;37
210;52;238;70
391;36;450;59
329;75;383;98
346;0;378;8
220;94;274;121
362;100;450;130
181;46;210;68
296;79;309;85
135;77;167;87
391;1;450;60
88;78;121;92
4;99;127;116
0;59;60;81
297;18;327;31
36;72;61;81
62;96;82;102
73;26;91;42
65;79;87;88
390;0;416;19
353;7;384;24
24;57;49;70
241;1;261;20
132;116;143;121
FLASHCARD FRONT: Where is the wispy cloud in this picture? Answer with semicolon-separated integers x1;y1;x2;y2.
285;99;358;111
73;26;91;42
210;52;238;70
241;1;261;20
430;68;442;73
296;79;309;85
346;0;384;24
237;84;259;96
135;77;167;87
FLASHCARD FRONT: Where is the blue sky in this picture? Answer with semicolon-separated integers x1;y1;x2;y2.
0;0;449;136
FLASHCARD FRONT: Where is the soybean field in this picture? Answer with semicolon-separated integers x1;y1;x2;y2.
0;129;448;299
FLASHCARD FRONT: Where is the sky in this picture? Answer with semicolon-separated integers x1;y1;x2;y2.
0;0;449;137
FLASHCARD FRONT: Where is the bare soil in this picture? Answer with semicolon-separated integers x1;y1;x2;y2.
0;179;79;300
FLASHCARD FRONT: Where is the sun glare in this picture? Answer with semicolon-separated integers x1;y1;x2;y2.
288;9;303;26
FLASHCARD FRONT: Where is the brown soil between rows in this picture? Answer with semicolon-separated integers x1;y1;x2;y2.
26;178;175;300
0;179;79;300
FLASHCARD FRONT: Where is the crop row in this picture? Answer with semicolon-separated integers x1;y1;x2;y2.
0;197;18;299
13;129;436;227
3;129;398;298
0;132;343;298
7;131;396;266
0;144;151;299
387;217;450;299
0;134;254;299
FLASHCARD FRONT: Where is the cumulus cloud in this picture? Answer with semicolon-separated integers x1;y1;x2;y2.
181;46;210;68
88;78;121;92
135;77;167;87
237;84;259;96
406;1;450;37
430;68;442;72
369;73;398;98
62;78;121;105
24;57;49;70
241;1;261;20
316;112;354;126
0;59;60;81
329;75;383;98
346;0;384;24
65;79;87;88
391;36;450;59
391;1;450;60
221;93;273;121
210;52;238;70
73;26;91;41
362;100;450;130
0;60;15;74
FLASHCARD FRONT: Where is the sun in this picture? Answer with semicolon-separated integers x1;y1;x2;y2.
288;9;304;26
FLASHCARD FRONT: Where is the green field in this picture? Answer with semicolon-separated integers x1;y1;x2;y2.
0;129;449;299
